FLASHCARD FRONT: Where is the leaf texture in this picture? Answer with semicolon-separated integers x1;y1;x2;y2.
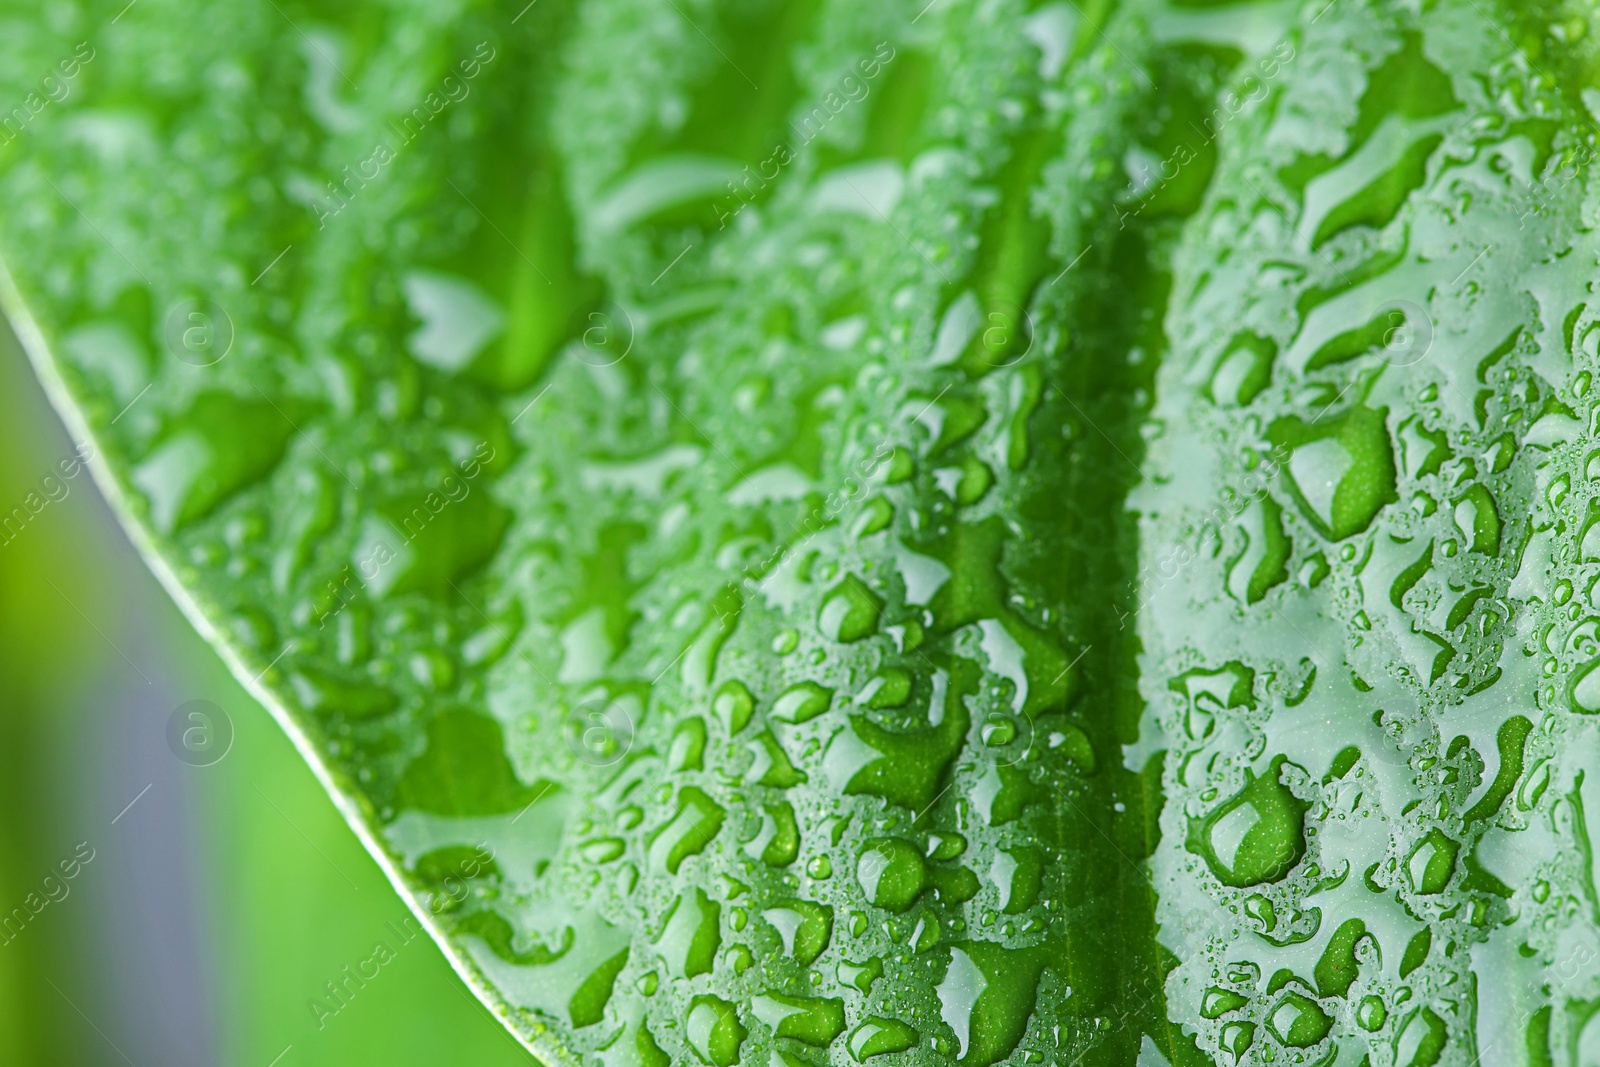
3;0;1598;1065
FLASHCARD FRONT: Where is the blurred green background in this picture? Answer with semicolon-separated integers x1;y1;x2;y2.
0;327;532;1065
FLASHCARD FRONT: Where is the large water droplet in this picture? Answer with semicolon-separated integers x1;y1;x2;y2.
819;575;883;642
1272;406;1396;540
1405;829;1459;895
647;787;725;874
685;996;746;1067
1187;756;1307;887
849;1017;920;1061
750;994;846;1047
856;838;927;912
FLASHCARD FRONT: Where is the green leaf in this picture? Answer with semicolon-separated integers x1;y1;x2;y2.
1139;2;1600;1065
5;0;1599;1064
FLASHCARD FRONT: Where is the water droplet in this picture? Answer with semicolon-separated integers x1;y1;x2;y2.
1187;756;1307;887
1201;987;1249;1019
819;575;883;643
926;832;967;860
1268;991;1332;1048
580;838;625;864
762;900;832;965
853;496;894;537
989;847;1042;913
133;393;294;534
714;680;754;735
838;957;883;994
1219;1021;1254;1061
859;668;912;709
655;889;721;978
1394;1008;1447;1066
750;993;845;1047
1404;829;1459;894
773;681;834;724
685;997;746;1067
1453;485;1500;554
857;838;927;912
936;942;1047;1066
1272;406;1396;540
745;731;807;788
745;801;799;867
849;1017;919;1061
647;788;725;873
981;714;1017;747
668;717;707;771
